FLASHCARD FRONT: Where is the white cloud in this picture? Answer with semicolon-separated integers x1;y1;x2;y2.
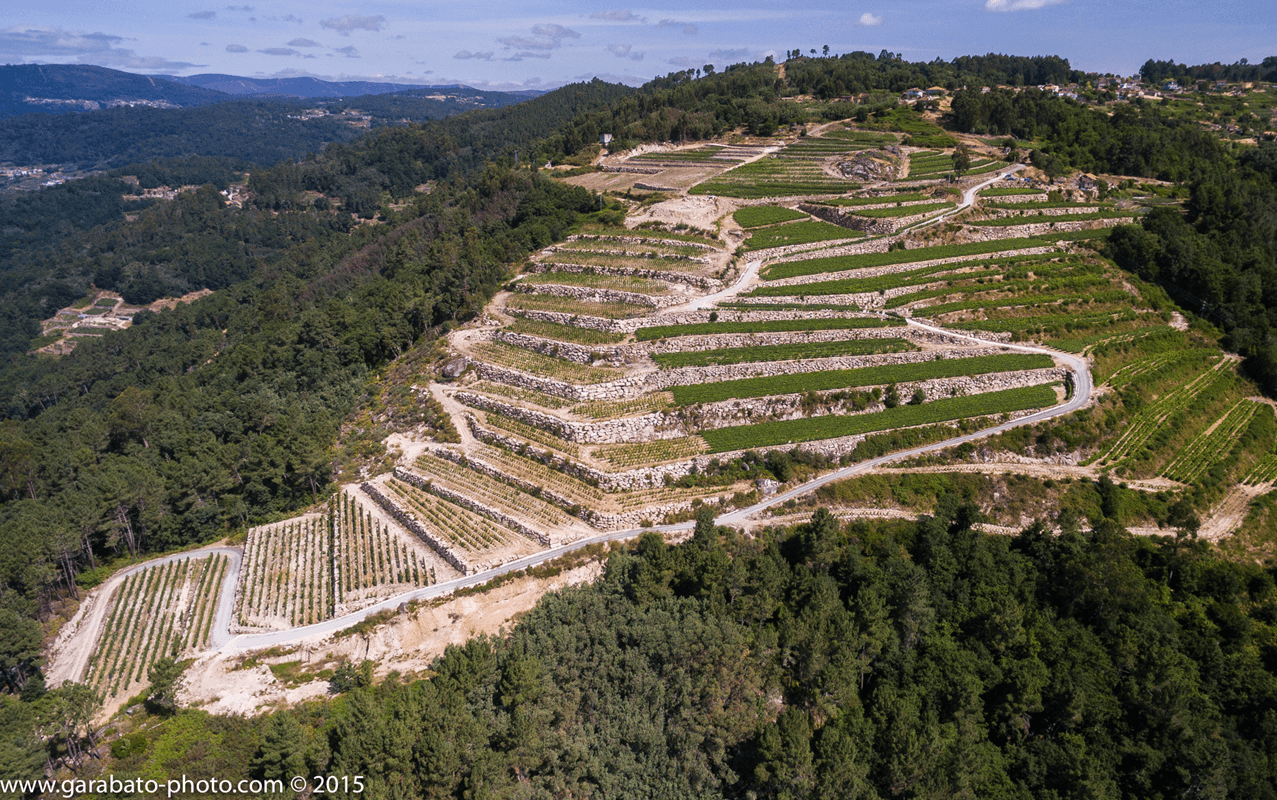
708;47;751;61
288;38;320;47
498;23;580;51
668;56;699;68
0;26;201;71
985;0;1065;10
259;47;297;56
857;12;883;26
607;43;644;61
334;45;359;58
658;19;698;35
225;5;254;10
225;43;248;52
188;11;216;20
319;15;386;35
453;50;494;60
591;10;646;23
505;52;553;61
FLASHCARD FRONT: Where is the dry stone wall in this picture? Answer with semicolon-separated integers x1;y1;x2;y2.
514;282;678;309
392;465;553;547
464;343;1021;403
767;246;1058;289
686;367;1064;429
529;260;721;290
989;205;1099;217
359;482;474;575
964;219;1133;238
457;391;681;443
801;202;947;235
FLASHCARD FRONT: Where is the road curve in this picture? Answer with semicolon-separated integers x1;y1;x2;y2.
49;546;241;686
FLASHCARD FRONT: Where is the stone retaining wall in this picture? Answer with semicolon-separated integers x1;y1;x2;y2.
564;234;719;252
506;306;896;335
463;344;1018;405
965;219;1132;238
457;391;679;443
766;246;1058;289
801;202;946;235
530;260;721;290
989;205;1099;217
687;367;1064;429
600;165;662;174
359;481;474;574
393;465;553;547
514;281;678;309
981;193;1048;203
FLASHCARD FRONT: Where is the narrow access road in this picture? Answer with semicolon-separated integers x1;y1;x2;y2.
49;546;241;686
216;319;1090;652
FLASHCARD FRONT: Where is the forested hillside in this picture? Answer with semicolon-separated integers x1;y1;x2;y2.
44;509;1277;798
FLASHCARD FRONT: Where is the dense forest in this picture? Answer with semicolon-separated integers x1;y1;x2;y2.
9;509;1273;797
1139;57;1277;85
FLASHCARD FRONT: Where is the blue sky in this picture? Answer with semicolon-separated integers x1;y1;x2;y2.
2;1;1273;90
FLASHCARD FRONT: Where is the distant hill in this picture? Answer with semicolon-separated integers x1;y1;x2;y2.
167;73;452;98
0;64;228;119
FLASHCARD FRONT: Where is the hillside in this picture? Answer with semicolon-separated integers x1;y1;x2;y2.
3;52;1277;794
0;64;228;119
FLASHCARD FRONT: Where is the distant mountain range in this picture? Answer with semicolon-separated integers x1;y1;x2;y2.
0;64;543;120
164;73;545;99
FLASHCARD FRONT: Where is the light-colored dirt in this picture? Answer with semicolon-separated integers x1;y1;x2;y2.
1200;483;1273;542
875;462;1183;493
624;195;733;232
179;561;604;717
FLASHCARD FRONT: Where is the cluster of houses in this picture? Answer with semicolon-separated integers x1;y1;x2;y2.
900;78;1274;107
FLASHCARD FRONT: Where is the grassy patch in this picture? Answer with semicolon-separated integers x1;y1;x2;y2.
635;317;902;340
652;337;914;368
508;319;626;345
702;385;1057;452
671;353;1055;405
743;220;861;251
733;206;809;228
763;238;1049;280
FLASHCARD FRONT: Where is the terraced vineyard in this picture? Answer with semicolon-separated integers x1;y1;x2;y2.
1161;400;1260;484
742;219;862;251
670;353;1056;405
411;452;579;531
84;553;228;701
384;477;533;561
701;385;1058;452
651;338;915;368
593;437;710;468
689;137;867;197
469;341;622;384
1091;359;1232;468
234;493;434;630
